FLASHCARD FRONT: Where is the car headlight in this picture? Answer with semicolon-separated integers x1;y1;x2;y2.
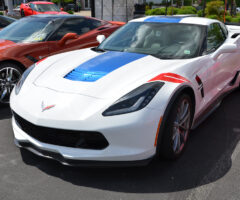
102;82;164;116
15;64;35;95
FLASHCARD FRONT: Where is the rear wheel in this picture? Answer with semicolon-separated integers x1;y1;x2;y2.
0;62;23;104
159;94;193;159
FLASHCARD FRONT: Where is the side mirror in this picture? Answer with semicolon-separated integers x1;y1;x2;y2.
96;35;106;44
60;7;64;11
211;44;238;60
58;33;78;46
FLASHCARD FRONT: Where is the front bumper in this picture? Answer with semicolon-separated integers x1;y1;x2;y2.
12;105;160;166
14;139;152;167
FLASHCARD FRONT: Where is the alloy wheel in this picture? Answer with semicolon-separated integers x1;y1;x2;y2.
0;67;21;103
172;98;191;154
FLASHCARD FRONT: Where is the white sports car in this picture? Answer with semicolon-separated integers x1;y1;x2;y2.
10;16;240;166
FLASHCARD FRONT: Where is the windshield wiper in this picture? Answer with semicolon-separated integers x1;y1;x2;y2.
91;47;106;52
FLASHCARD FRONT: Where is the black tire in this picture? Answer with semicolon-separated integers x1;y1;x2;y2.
21;10;25;17
159;94;193;160
0;62;23;104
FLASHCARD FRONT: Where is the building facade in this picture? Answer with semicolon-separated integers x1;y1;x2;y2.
95;0;141;22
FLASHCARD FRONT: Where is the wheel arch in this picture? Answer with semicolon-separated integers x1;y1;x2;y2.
0;60;26;73
155;84;196;157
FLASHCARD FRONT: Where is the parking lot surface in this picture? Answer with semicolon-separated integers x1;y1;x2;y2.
0;90;240;200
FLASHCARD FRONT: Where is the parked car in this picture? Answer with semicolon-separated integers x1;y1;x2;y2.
0;14;125;103
0;15;16;29
64;3;80;12
10;16;240;166
20;1;68;17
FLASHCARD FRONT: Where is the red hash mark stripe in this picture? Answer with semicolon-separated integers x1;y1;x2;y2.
42;105;55;112
148;73;190;83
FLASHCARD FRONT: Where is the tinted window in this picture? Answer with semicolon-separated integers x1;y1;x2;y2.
207;23;225;52
49;18;103;41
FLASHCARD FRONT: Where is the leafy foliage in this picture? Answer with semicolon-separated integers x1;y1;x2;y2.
51;0;73;4
205;0;224;19
197;10;203;17
67;10;74;14
207;14;219;19
225;15;232;22
145;6;197;15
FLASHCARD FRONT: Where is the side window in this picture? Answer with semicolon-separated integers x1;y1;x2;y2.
29;3;35;10
49;18;102;41
207;23;225;52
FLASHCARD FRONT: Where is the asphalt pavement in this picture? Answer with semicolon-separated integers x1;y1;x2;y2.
0;90;240;200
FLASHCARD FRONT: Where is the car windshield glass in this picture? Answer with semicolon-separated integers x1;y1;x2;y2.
35;4;60;12
0;18;59;43
99;22;205;59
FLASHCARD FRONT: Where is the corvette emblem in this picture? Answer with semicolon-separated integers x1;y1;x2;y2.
41;101;55;112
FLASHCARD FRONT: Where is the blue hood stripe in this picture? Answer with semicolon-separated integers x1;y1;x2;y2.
65;51;147;82
144;17;182;23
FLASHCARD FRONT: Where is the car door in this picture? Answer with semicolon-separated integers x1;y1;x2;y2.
202;23;238;100
47;18;107;56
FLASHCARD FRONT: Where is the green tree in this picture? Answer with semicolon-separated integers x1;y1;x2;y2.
205;0;224;20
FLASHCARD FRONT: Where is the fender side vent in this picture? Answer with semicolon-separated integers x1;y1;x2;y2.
25;55;39;63
195;75;204;98
231;33;240;38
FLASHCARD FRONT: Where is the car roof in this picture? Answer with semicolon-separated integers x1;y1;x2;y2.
130;16;220;26
30;1;54;4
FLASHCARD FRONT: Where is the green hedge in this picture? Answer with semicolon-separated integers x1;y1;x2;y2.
67;10;74;14
145;3;240;23
145;6;197;15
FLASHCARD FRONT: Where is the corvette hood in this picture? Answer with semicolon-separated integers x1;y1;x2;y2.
34;49;191;99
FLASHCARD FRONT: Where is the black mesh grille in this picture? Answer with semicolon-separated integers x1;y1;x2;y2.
13;111;109;150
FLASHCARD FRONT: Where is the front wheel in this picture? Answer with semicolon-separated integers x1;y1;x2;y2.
159;94;193;159
0;62;23;104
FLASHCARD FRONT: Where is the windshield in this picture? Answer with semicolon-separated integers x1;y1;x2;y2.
34;4;60;12
99;22;205;59
0;18;59;43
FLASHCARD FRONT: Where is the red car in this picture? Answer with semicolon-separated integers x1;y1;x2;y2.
20;1;68;17
0;15;125;103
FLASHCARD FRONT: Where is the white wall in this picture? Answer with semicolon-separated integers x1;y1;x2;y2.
95;0;140;22
5;0;14;15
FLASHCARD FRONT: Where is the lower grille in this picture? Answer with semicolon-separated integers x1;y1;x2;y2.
13;111;109;150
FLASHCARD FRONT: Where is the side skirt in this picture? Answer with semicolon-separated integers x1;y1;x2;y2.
191;87;237;130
